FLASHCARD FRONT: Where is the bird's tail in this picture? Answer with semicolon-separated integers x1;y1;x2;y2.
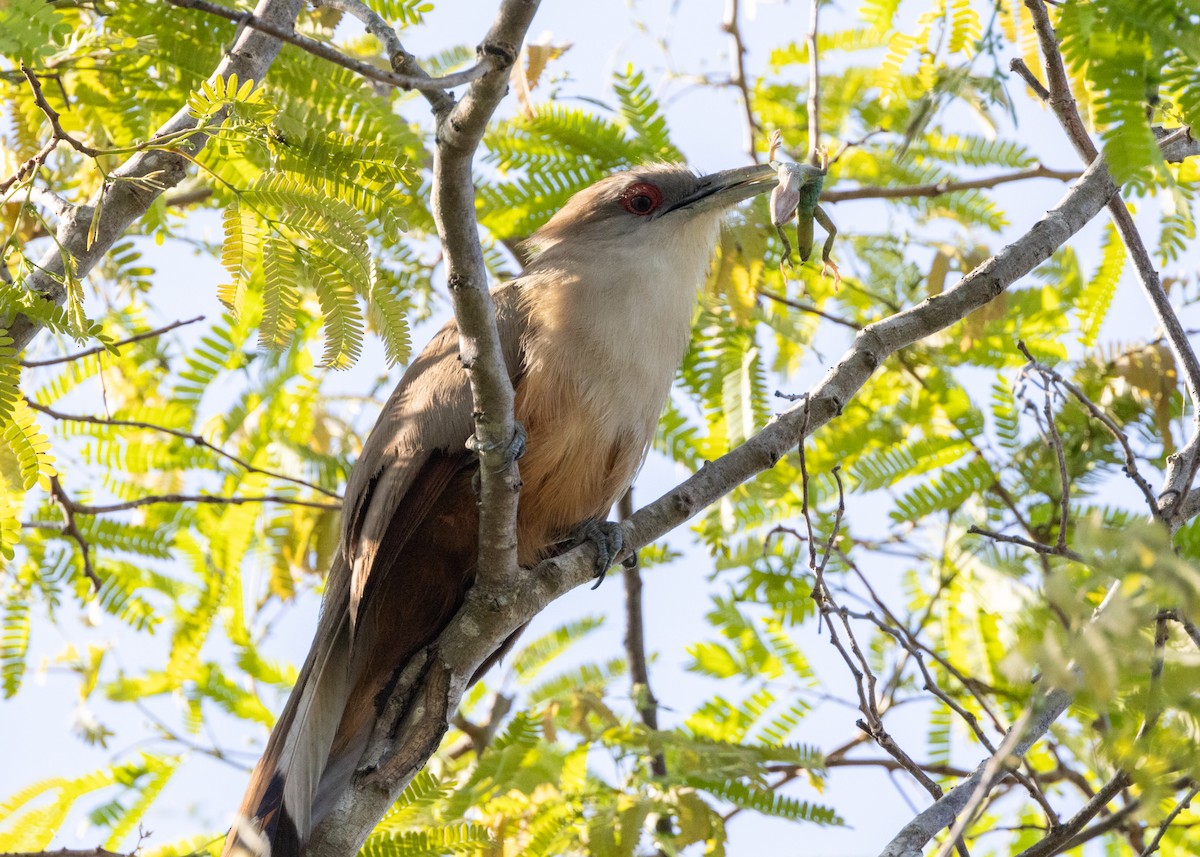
222;563;355;857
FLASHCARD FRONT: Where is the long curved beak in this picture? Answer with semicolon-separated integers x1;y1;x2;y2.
663;164;778;215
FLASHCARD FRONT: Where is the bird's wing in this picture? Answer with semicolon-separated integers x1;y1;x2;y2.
338;280;529;629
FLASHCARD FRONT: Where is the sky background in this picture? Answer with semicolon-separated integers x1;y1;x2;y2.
4;1;1195;855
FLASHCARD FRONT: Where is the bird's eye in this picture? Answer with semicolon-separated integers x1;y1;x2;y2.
620;182;664;216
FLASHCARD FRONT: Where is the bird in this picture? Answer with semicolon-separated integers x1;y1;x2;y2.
224;161;778;857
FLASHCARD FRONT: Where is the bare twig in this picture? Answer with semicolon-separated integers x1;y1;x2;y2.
166;0;488;95
0;844;132;849
932;709;1033;857
795;458;965;848
32;491;339;516
1037;375;1071;552
21;64;100;158
1012;772;1133;857
1016;341;1159;515
759;289;860;330
311;0;455;115
1161;608;1200;649
968;525;1083;562
48;476;100;591
821;166;1080;203
26;399;341;499
1141;785;1200;856
618;489;671;849
804;0;822;165
20;315;204;368
449;692;512;758
1136;613;1171;740
1008;58;1051;103
721;0;759;161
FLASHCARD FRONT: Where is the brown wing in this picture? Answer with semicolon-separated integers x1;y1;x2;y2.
224;282;531;857
339;279;530;631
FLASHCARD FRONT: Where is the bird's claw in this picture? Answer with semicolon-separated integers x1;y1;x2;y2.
566;519;625;589
469;422;527;495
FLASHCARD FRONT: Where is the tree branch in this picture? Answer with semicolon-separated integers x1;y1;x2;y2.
804;0;822;165
721;0;759;161
308;60;1197;857
29;492;339;515
25;399;341;499
311;0;455;116
6;0;308;353
618;489;672;849
48;475;100;591
304;3;541;854
1021;0;1200;527
820;165;1080;203
20;315;204;367
166;0;487;95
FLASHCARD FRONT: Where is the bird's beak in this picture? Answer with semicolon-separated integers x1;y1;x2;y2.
663;163;778;216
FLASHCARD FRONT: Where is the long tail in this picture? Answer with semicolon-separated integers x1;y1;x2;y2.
223;563;354;857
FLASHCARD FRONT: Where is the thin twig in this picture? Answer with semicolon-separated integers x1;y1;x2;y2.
759;289;860;330
0;844;132;849
1016;341;1160;515
311;0;455;116
166;0;489;94
48;476;100;591
804;0;822;165
1160;608;1200;649
1013;772;1133;857
1022;0;1200;526
821;165;1080;202
1136;613;1170;740
1008;58;1051;102
21;315;205;367
35;491;339;515
933;709;1033;857
721;0;759;161
1141;785;1200;856
1038;375;1071;552
968;525;1083;562
27;399;341;499
21;64;100;157
618;488;672;850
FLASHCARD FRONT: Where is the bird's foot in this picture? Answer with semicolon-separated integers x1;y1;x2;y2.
470;422;527;494
565;519;628;589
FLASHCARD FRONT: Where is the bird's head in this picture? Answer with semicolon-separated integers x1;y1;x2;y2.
525;163;777;265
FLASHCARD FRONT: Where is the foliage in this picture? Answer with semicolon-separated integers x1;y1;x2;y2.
2;0;1200;855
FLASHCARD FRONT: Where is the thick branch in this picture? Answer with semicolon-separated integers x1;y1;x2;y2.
878;689;1074;857
303;3;541;854
6;0;307;353
429;0;538;592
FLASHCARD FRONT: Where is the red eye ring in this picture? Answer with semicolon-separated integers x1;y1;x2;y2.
620;182;664;216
